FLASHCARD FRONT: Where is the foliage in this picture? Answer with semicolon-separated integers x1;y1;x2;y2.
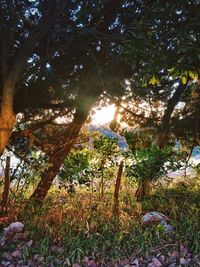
57;134;120;195
93;135;120;163
123;1;200;85
58;149;91;194
125;146;188;184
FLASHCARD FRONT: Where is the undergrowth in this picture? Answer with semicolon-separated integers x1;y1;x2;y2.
1;179;200;264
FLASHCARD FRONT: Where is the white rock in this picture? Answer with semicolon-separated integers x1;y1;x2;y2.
4;221;24;234
141;211;169;226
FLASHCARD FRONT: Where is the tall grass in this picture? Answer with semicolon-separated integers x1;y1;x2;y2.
1;179;200;264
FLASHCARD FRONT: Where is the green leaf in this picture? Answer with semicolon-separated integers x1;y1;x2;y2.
149;75;160;86
189;70;198;80
181;76;187;84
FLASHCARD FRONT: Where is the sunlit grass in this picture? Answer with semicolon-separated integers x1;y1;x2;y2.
1;179;200;264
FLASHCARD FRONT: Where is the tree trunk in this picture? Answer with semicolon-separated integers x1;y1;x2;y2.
157;82;187;149
28;106;90;203
1;156;11;213
135;179;151;201
0;80;15;156
113;160;123;217
157;131;169;149
100;159;105;199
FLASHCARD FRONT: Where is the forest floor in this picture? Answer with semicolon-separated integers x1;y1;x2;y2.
0;176;200;266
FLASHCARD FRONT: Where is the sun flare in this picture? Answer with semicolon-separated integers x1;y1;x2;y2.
91;104;116;125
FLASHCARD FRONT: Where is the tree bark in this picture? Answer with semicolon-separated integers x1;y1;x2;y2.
135;179;151;201
0;1;67;156
113;160;123;217
158;82;187;148
28;106;91;203
1;156;11;213
0;80;15;156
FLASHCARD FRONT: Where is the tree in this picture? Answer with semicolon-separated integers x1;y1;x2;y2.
107;0;200;147
0;0;68;155
0;0;133;156
125;143;187;200
93;135;120;198
0;0;135;202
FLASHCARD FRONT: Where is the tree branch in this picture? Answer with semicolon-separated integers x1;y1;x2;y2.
160;81;187;131
8;0;67;88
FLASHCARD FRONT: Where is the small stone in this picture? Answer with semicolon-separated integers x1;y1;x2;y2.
170;251;179;259
131;259;139;267
11;250;21;258
88;259;98;267
148;258;162;267
180;244;189;256
180;257;189;266
1;260;11;266
141;211;169;226
4;222;24;234
2;252;12;261
0;237;6;247
158;255;165;263
25;240;33;247
34;254;44;264
64;257;71;266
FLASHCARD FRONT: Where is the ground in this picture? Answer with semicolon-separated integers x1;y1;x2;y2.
0;177;200;266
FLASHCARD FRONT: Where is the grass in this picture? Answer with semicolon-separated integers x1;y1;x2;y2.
1;177;200;264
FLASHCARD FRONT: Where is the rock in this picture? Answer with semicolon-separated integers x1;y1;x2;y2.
0;236;6;246
141;212;169;226
33;254;44;264
1;260;11;266
180;257;189;266
2;252;12;261
158;255;165;263
4;222;24;234
11;250;21;258
180;244;189;256
170;251;179;259
131;259;139;266
64;257;71;266
87;259;98;267
148;258;162;267
118;257;130;267
159;220;174;234
25;239;33;247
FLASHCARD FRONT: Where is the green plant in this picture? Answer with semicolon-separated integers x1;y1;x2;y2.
125;146;188;200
